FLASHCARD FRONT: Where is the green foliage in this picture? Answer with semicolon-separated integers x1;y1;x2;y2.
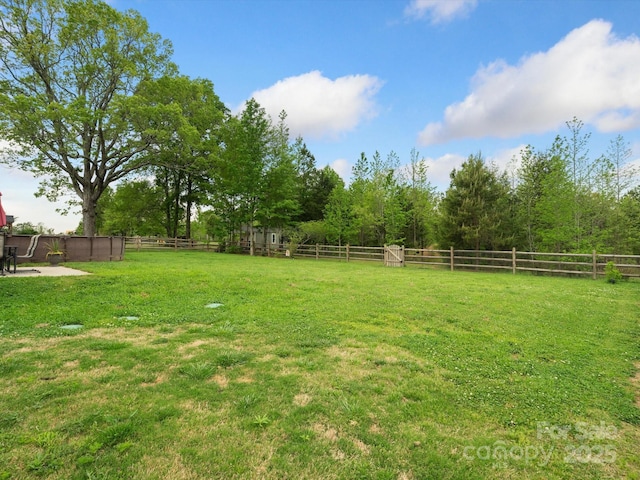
294;139;343;223
348;151;409;246
604;261;623;284
136;76;227;238
619;187;640;254
99;181;165;236
44;238;64;256
514;142;574;252
0;0;176;236
324;183;357;246
179;362;216;380
12;221;53;235
401;148;438;248
439;153;512;250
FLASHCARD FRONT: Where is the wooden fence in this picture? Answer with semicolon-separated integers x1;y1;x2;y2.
10;235;125;263
125;236;220;252
125;237;640;280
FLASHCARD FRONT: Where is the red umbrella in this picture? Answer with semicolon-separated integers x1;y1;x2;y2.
0;192;6;227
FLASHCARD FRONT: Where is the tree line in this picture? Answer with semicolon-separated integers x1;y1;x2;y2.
98;115;640;255
1;0;638;254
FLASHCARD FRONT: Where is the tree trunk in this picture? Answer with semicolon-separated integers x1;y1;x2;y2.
185;177;193;239
82;191;98;236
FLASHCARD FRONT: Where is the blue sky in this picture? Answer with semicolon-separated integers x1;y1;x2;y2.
3;0;640;232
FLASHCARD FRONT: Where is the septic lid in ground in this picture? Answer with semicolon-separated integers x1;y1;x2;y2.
60;324;83;330
118;316;140;321
205;303;224;308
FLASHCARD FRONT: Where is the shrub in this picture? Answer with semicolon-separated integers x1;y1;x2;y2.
605;261;623;284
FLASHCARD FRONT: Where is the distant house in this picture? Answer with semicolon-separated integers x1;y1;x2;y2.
239;226;285;255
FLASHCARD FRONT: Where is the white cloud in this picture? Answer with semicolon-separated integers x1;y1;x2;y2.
245;70;383;140
0;165;80;233
330;158;351;182
487;144;527;175
418;20;640;146
422;152;467;187
404;0;477;24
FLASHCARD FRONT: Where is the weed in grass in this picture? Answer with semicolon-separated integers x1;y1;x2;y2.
152;406;182;423
98;421;136;447
28;451;62;473
178;362;216;380
0;358;20;375
83;467;116;480
338;397;363;416
251;414;271;428
115;441;134;453
214;321;237;336
0;412;20;429
274;348;293;358
214;350;250;368
236;394;260;411
295;358;319;371
34;430;60;448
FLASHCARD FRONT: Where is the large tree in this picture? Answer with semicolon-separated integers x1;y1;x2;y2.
401;148;437;248
135;76;226;238
438;153;512;250
514;143;574;252
255;110;300;243
0;0;174;235
211;98;272;254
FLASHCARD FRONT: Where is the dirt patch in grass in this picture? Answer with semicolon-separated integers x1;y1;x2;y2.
180;400;212;414
353;438;370;455
332;449;346;460
369;423;383;434
313;423;339;442
177;338;229;359
179;339;208;350
5;337;65;355
211;374;228;389
398;472;415;480
82;327;159;348
293;393;312;407
141;373;168;387
64;359;80;369
326;345;359;360
134;450;199;480
236;374;254;384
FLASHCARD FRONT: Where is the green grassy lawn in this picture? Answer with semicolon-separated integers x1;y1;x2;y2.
0;251;639;479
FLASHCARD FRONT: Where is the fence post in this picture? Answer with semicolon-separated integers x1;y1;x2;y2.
346;244;350;262
315;243;319;260
450;246;454;271
512;247;516;274
592;250;597;280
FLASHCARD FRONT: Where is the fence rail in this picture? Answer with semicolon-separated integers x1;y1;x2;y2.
125;236;219;252
125;237;640;279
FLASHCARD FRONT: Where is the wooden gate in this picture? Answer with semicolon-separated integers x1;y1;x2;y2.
384;244;404;267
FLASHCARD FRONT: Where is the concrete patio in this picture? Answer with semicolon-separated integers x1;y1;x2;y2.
1;266;90;277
